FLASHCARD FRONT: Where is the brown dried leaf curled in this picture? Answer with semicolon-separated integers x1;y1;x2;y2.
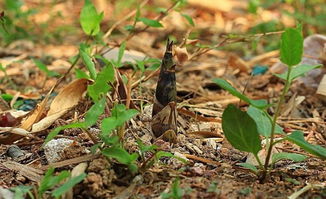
32;78;90;132
174;46;188;65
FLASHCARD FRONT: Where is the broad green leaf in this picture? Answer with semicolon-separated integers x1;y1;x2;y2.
102;146;138;164
52;173;87;199
84;97;106;127
101;146;138;173
101;104;138;135
39;168;70;195
101;135;120;146
237;163;258;173
1;93;13;101
44;123;84;145
117;41;126;66
280;28;303;66
87;63;114;102
5;0;23;11
274;64;322;81
247;106;284;137
79;44;97;79
272;152;306;164
286;131;326;160
213;78;268;109
80;0;103;35
138;17;163;28
248;0;259;14
75;68;90;79
181;13;195;26
33;59;59;77
222;104;261;155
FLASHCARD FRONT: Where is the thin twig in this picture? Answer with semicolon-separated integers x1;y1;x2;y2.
188;30;284;61
131;68;160;89
101;1;179;55
102;0;150;40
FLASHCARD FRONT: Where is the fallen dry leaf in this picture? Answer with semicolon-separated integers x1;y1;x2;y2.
174;46;189;65
32;78;90;132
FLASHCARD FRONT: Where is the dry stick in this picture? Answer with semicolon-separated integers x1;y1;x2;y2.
188;38;229;61
126;73;132;109
52;53;81;91
125;1;179;42
131;68;160;88
188;30;284;61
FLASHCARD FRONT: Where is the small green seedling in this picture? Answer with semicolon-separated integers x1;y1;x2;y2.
213;26;326;181
137;140;187;171
161;178;185;199
207;181;220;194
33;59;60;77
10;185;34;199
38;167;86;199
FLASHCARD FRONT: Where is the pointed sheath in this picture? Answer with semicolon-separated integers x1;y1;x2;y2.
151;39;177;138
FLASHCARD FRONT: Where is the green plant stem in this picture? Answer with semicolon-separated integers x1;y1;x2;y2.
261;66;293;181
253;153;263;169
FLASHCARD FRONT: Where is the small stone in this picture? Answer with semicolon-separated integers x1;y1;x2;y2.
43;138;73;163
6;145;24;159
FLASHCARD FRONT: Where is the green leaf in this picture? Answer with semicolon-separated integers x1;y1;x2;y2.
248;0;259;14
222;104;262;155
79;44;97;79
87;63;114;102
286;131;326;160
1;93;13;101
39;168;70;195
280;28;303;66
101;135;120;146
44;123;85;145
33;59;60;77
101;104;138;135
247;106;284;137
138;17;163;28
117;41;126;66
0;63;5;72
124;25;134;31
84;97;106;127
136;60;145;72
11;185;33;199
272;152;306;164
161;178;184;199
52;173;86;199
181;13;195;26
137;140;157;153
75;68;90;79
101;146;138;173
80;0;103;35
274;64;322;81
102;146;137;164
212;78;268;109
237;163;258;173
